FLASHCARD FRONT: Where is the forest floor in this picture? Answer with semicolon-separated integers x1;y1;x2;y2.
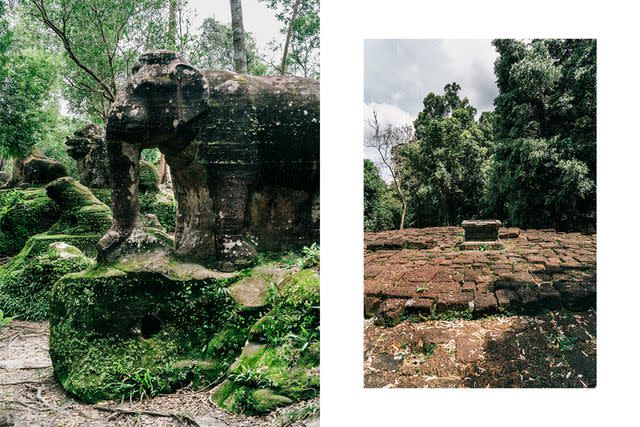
364;310;596;388
0;321;319;427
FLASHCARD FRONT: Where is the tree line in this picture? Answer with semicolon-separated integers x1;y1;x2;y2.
0;0;319;184
365;39;596;233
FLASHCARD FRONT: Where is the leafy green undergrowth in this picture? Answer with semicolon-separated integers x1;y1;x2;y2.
256;243;320;270
212;268;320;414
0;309;11;329
93;188;177;233
0;240;94;320
0;188;60;256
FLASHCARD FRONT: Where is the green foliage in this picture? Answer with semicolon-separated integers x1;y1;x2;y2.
141;148;161;164
0;309;11;329
147;199;176;232
489;39;596;231
250;269;319;348
260;0;320;78
270;399;319;427
558;335;578;352
421;342;437;357
297;242;319;268
0;189;60;256
0;241;93;321
118;368;162;401
189;16;266;75
363;159;401;231
401;82;488;226
364;39;596;233
0;47;60;159
24;0;167;121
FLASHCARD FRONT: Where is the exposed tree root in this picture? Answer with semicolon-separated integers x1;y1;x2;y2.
92;405;202;426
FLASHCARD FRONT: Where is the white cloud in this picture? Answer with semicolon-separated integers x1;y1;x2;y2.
363;102;413;180
364;39;499;117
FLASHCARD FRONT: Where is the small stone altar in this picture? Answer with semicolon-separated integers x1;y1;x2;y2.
460;219;504;250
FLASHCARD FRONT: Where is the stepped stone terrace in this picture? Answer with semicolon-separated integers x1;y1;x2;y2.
364;226;596;326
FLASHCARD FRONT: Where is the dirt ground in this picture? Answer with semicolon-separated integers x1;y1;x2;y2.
0;321;319;427
364;309;596;388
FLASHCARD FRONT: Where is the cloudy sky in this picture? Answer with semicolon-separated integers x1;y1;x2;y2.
364;39;499;163
189;0;281;50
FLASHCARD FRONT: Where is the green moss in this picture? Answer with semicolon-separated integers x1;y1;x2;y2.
250;269;320;346
213;341;318;414
147;200;176;232
0;241;93;321
49;256;260;403
211;268;320;414
95;188;176;233
45;178;112;235
139;160;160;194
0;188;60;256
49;259;319;413
91;188;111;207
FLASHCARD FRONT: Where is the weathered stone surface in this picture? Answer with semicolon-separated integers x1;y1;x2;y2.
228;276;271;309
499;227;521;239
364;227;596;324
375;298;406;326
22;156;67;185
461;219;501;241
455;336;482;363
459;241;504;251
99;50;319;271
45;177;112;235
366;232;436;251
65;124;110;188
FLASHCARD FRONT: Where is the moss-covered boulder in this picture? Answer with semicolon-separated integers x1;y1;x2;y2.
0;188;61;256
50;252;247;402
49;253;320;413
45;177;112;235
211;269;320;414
94;188;177;233
139;160;160;194
0;241;93;320
0;178;113;320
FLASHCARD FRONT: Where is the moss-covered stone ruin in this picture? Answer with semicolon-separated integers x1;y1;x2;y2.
101;50;319;271
0;50;320;415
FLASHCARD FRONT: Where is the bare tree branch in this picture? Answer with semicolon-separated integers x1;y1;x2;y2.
365;108;414;229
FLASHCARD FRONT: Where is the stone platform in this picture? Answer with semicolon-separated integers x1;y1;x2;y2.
364;227;596;325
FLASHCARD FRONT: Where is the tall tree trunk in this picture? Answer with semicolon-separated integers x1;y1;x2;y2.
167;0;177;51
280;0;300;75
400;199;407;230
158;154;171;185
159;0;178;183
229;0;247;74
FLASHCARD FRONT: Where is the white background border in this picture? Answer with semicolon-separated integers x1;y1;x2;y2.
320;0;640;425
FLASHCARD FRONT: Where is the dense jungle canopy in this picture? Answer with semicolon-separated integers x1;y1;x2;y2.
364;39;596;233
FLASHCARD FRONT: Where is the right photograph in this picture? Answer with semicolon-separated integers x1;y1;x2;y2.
363;39;596;388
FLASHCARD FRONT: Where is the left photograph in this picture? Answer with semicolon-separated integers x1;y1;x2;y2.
0;0;319;425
